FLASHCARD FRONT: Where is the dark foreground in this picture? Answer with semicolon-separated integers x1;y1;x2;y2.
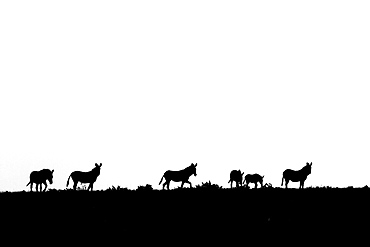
1;187;369;243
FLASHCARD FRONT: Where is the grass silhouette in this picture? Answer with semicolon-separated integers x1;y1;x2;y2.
0;184;368;242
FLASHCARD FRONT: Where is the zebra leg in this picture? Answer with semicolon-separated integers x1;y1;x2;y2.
30;183;33;192
73;181;78;190
43;182;47;192
181;181;184;188
285;179;289;189
185;180;192;188
89;183;94;191
167;181;170;190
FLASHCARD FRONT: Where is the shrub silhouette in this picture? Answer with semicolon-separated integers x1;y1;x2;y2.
137;184;153;191
172;185;195;191
47;189;60;193
195;181;223;190
106;185;129;191
263;183;273;188
78;184;88;190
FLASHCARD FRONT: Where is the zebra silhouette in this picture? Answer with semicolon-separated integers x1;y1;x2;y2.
159;163;197;190
67;163;102;191
243;173;264;188
228;170;244;188
281;162;312;189
26;169;54;192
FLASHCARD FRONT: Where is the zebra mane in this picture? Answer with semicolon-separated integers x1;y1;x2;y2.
186;163;197;169
182;165;194;173
90;166;101;174
90;163;102;172
300;163;312;174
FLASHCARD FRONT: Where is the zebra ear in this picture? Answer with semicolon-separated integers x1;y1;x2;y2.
100;163;102;167
310;162;312;166
51;169;54;174
194;163;197;167
95;163;99;167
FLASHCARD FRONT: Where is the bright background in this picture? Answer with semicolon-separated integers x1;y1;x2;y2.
1;1;370;191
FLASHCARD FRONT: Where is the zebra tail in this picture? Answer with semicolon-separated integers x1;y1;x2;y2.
26;181;30;187
281;176;284;186
66;174;71;187
159;175;164;185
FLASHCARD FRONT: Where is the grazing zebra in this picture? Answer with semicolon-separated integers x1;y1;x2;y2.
26;169;54;192
66;163;102;191
281;162;312;189
159;163;197;190
243;174;264;188
228;170;244;188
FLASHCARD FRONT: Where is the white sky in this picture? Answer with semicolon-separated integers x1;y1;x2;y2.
1;1;370;191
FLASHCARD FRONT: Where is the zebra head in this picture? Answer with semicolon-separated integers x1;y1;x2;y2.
48;169;54;184
190;163;197;176
305;162;312;175
236;170;244;183
94;163;102;171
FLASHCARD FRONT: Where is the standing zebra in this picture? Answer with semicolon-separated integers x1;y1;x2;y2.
26;169;54;192
67;163;102;191
228;170;244;188
159;163;197;190
243;173;264;188
281;162;312;189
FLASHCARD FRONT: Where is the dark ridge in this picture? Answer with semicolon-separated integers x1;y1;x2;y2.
1;186;368;243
